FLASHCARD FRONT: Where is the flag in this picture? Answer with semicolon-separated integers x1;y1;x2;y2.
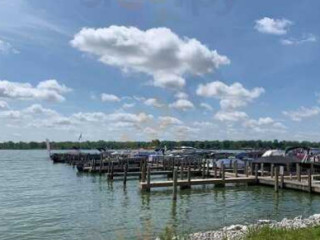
78;133;82;141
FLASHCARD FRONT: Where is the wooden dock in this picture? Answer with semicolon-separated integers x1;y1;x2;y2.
140;176;256;190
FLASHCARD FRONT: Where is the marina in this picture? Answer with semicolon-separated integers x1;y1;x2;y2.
3;149;320;240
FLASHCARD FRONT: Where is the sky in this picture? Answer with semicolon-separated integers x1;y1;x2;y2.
0;0;320;142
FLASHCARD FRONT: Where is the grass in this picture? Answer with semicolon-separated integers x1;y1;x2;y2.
158;225;320;240
245;226;320;240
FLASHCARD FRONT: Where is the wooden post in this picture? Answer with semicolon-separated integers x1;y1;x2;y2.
275;166;279;192
255;164;258;181
222;164;225;181
308;169;312;193
286;163;290;175
206;160;210;177
245;161;248;177
108;162;114;180
250;161;253;175
260;163;264;177
187;166;191;185
296;163;301;182
202;161;205;179
146;166;151;192
99;153;103;174
271;164;274;178
173;169;178;201
123;163;128;186
214;163;217;178
141;162;146;182
91;158;95;172
180;163;183;180
280;172;284;189
234;160;238;178
311;163;314;175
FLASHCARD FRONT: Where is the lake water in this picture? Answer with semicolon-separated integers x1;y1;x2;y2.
1;150;320;240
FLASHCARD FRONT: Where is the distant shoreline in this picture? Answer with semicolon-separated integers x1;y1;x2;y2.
1;140;320;151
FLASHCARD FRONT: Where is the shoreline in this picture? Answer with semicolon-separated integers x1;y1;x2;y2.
189;214;320;240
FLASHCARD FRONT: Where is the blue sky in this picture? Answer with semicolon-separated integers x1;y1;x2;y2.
0;0;320;142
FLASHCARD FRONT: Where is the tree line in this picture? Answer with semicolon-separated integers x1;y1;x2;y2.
0;139;320;150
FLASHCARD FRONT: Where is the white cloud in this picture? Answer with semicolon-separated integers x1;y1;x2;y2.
196;81;264;110
71;26;230;89
0;110;21;119
214;110;248;122
174;92;188;99
169;99;194;111
255;17;293;35
200;102;213;111
0;39;19;54
108;112;153;123
101;93;121;102
0;100;9;109
281;34;317;45
0;79;71;102
283;106;320;121
193;121;214;127
158;116;183;128
144;98;163;108
122;102;135;109
243;117;286;132
174;125;200;139
143;127;158;136
73;111;153;124
24;104;58;116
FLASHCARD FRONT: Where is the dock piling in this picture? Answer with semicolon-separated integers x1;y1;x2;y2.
173;169;178;201
308;169;312;193
146;166;151;192
123;163;128;186
275;166;279;192
296;163;301;182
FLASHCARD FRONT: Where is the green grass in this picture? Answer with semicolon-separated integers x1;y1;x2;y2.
158;225;320;240
245;226;320;240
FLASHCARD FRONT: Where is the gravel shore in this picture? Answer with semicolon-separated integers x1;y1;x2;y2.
189;214;320;240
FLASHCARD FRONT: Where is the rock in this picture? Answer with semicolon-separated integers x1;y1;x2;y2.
187;214;320;240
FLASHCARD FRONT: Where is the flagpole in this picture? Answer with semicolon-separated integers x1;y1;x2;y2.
78;133;82;153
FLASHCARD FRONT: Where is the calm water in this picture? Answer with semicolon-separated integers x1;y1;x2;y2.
1;150;320;240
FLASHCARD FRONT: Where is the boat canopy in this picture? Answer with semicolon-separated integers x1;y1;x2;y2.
253;155;301;164
262;150;285;157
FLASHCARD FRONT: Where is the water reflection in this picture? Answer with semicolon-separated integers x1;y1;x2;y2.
3;151;320;240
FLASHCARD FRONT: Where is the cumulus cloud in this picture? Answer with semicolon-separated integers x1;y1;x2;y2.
24;104;58;116
73;111;153;124
243;117;286;132
122;102;135;109
0;79;71;102
283;106;320;121
0;110;21;119
196;81;264;110
281;34;317;45
0;100;9;109
169;99;194;111
158;116;183;129
0;39;19;54
101;93;121;102
200;102;213;111
214;110;248;122
108;112;153;123
174;92;188;99
71;26;230;89
255;17;293;35
144;98;163;108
